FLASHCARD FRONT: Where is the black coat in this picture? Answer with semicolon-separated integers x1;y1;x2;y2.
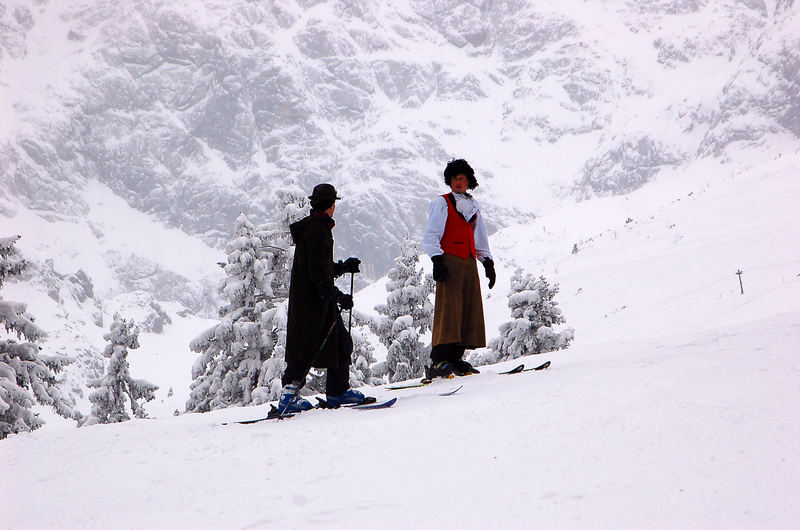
285;213;346;369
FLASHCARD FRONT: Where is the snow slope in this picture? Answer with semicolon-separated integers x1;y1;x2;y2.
485;152;800;344
2;153;798;529
1;316;797;529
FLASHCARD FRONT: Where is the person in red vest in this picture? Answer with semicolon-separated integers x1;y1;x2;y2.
422;159;496;379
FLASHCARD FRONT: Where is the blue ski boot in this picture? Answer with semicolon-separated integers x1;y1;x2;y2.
325;388;366;408
278;384;313;414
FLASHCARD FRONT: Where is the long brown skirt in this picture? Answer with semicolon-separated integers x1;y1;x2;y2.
431;254;486;348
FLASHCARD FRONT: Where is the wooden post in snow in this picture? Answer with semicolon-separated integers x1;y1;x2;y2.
736;269;744;294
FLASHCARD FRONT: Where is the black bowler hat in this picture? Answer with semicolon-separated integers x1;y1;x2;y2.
308;183;341;210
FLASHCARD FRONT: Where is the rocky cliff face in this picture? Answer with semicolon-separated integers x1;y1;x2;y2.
1;0;798;291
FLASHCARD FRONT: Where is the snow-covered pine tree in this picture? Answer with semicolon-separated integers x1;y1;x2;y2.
349;325;380;388
0;235;80;438
250;183;307;403
251;299;289;404
487;271;575;362
82;314;158;425
187;192;306;412
261;183;306;301
186;213;276;412
371;237;434;382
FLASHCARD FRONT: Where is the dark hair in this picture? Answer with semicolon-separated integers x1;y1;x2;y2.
443;159;479;190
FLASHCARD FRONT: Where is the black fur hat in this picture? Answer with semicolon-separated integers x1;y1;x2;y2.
443;159;479;189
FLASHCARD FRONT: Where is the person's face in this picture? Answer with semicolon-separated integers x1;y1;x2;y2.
325;202;336;217
450;174;469;193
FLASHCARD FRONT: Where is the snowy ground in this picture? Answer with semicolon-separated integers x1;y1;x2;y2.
2;155;799;529
2;314;798;529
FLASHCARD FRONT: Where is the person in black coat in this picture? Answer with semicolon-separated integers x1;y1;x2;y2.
279;183;366;412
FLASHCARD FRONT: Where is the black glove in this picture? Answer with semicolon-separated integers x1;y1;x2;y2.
334;257;361;276
432;255;448;282
482;258;496;289
328;288;354;310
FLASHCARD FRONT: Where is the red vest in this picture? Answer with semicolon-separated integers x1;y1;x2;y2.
440;194;476;259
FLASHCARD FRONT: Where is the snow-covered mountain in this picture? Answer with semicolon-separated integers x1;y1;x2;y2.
3;0;798;255
0;1;798;422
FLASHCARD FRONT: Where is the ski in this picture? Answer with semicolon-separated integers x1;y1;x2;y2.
316;396;397;410
315;396;378;409
386;378;463;395
438;385;462;396
386;380;431;390
499;364;525;375
386;372;458;390
222;405;293;425
527;360;551;371
349;397;397;410
500;360;551;374
223;396;396;424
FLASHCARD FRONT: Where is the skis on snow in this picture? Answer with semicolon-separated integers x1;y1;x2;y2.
222;397;397;425
386;380;431;390
438;385;462;396
224;361;551;424
315;395;378;409
387;360;552;391
385;378;463;397
386;373;456;390
221;406;293;425
314;396;399;409
499;360;551;374
349;397;397;409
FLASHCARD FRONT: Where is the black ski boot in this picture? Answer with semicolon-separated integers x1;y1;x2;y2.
424;361;456;381
451;358;480;376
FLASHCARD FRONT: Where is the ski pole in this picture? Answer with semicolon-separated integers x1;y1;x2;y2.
348;271;355;334
277;307;341;420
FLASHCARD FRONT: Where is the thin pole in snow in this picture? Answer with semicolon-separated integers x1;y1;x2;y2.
348;272;355;334
736;269;744;294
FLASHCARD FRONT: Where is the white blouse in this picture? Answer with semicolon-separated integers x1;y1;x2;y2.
422;193;493;262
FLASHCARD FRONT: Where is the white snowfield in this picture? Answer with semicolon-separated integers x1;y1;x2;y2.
2;158;799;529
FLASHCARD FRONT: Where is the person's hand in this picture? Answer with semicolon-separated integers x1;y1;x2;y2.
334;257;361;277
336;289;354;310
326;288;353;310
482;258;496;289
341;257;361;274
432;255;448;282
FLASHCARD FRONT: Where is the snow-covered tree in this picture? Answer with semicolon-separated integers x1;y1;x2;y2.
371;238;434;382
247;185;308;402
0;235;80;438
251;299;289;404
187;198;306;412
349;326;381;388
251;185;308;401
487;271;574;362
249;184;311;398
187;214;275;412
82;315;158;425
260;183;306;301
